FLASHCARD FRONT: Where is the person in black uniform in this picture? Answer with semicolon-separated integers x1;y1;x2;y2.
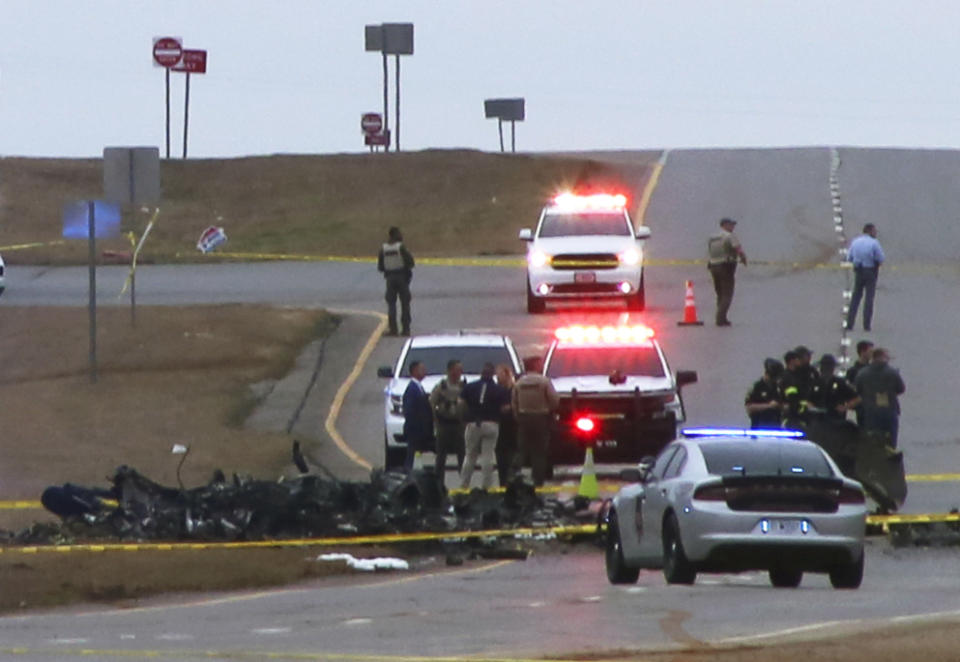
844;340;874;426
779;350;816;429
811;354;860;423
745;358;784;429
377;226;415;336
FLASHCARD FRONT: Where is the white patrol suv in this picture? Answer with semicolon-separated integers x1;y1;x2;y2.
519;192;651;314
377;332;522;471
542;324;697;469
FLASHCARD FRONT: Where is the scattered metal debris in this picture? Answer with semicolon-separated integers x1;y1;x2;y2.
2;465;596;547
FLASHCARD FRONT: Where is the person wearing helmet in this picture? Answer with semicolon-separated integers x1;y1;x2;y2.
745;358;783;429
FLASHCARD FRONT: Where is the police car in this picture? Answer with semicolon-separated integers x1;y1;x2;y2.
519;192;651;313
542;324;697;468
377;332;522;470
603;428;867;589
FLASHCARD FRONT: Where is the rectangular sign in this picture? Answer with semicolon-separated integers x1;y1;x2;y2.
173;49;207;74
365;131;391;146
103;147;160;206
484;98;525;121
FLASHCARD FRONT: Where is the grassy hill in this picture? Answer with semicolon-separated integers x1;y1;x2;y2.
0;150;653;264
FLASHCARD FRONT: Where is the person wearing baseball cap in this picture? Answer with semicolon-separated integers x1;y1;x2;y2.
706;217;748;326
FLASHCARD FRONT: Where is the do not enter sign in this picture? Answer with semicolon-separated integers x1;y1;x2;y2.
361;113;383;135
153;37;183;67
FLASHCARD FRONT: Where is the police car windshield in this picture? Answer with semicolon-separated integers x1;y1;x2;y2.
700;442;835;478
546;346;665;378
400;346;514;377
538;212;632;238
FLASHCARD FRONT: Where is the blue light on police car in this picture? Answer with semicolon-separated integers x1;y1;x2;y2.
760;519;771;534
790;466;804;473
801;520;810;535
681;427;804;439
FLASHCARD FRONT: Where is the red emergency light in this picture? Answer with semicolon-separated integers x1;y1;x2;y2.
574;416;596;433
554;324;655;345
552;192;627;211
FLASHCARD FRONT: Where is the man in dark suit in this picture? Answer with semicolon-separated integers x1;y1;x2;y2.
402;360;434;471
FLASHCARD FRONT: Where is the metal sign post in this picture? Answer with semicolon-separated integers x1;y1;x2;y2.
87;201;97;384
366;23;413;153
484;98;526;153
153;37;183;159
173;49;208;159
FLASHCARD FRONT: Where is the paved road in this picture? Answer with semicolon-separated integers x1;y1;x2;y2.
3;148;960;659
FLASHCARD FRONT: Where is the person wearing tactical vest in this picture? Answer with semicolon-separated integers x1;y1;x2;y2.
429;359;466;486
706;217;747;327
510;356;560;487
377;226;416;336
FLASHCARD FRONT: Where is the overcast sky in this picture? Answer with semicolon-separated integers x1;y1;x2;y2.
3;1;960;158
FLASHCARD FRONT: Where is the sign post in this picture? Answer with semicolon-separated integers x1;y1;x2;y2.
365;23;413;152
173;49;208;158
153;37;183;159
484;98;526;153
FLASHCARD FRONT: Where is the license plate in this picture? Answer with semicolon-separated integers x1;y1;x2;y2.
574;271;596;284
758;518;807;535
597;439;618;448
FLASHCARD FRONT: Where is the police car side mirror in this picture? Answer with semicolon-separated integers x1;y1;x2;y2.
518;228;533;241
676;370;698;388
635;226;651;240
377;366;394;378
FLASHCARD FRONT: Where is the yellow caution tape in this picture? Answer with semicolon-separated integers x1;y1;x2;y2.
0;524;597;555
0;240;65;251
0;501;42;510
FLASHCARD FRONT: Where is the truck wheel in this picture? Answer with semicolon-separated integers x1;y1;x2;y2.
526;278;546;314
605;512;640;584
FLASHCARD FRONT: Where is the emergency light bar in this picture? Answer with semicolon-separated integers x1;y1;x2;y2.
681;427;805;439
552;192;627;211
555;324;655;344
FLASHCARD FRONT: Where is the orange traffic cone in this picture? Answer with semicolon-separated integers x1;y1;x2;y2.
677;280;704;326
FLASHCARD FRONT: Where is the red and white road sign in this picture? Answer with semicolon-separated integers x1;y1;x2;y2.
173;49;208;74
361;113;383;135
365;130;390;146
153;37;183;68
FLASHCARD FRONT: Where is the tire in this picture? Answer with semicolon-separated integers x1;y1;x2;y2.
768;567;803;588
384;432;406;472
829;550;864;589
662;513;696;585
626;274;645;312
605;512;640;584
526;278;546;314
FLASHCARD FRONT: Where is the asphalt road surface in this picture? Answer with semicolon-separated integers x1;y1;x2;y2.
3;148;960;659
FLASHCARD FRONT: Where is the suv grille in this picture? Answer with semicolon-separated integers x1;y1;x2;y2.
550;254;618;270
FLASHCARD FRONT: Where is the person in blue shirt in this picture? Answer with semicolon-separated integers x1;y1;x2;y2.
844;223;885;332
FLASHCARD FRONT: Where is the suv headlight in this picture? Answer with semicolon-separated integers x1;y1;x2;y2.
618;248;641;266
390;394;403;416
528;250;550;268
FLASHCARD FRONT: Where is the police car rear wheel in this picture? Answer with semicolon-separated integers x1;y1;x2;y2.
662;514;696;585
605;512;640;584
769;567;803;588
829;550;864;589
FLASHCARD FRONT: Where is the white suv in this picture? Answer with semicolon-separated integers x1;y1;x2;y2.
519;192;651;313
377;333;523;471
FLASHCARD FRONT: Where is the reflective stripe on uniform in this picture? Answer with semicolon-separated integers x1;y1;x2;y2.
381;242;405;271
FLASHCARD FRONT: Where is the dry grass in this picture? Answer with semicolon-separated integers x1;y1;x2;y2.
0;305;333;502
0;151;650;264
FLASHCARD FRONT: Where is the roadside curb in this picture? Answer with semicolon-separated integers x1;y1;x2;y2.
246;311;380;482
